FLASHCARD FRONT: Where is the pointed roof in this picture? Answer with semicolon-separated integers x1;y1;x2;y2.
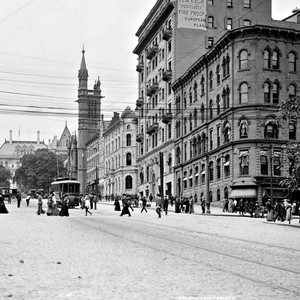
80;46;87;71
58;122;71;147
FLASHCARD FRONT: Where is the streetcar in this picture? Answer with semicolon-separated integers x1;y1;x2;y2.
0;187;11;202
50;177;80;208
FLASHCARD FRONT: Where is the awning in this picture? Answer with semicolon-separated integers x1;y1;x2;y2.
224;161;230;166
229;188;257;199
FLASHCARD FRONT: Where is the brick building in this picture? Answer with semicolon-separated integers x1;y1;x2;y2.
133;0;275;202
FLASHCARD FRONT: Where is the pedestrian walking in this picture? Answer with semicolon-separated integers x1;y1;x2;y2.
285;201;292;224
156;204;162;218
238;199;244;215
184;197;190;213
16;191;21;208
273;200;284;222
189;196;194;214
84;195;92;216
59;194;69;217
175;197;181;213
141;197;147;213
36;192;45;215
163;196;169;215
114;198;121;211
89;194;94;210
93;193;97;210
46;194;54;216
0;194;9;214
201;196;206;214
120;200;134;217
26;194;31;207
266;199;274;221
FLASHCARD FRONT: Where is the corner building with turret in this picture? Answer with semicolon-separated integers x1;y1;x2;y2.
134;0;300;205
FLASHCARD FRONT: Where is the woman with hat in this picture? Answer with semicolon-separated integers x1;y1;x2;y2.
0;194;9;214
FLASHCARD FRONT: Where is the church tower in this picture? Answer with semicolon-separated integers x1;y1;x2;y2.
77;48;103;193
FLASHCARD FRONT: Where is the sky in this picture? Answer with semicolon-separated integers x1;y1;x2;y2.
0;0;298;145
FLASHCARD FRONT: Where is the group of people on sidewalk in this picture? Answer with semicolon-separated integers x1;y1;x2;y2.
221;197;300;224
37;192;69;217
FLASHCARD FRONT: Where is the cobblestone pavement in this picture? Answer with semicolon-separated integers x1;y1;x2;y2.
0;200;299;300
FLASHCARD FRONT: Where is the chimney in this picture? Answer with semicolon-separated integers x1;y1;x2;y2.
37;131;40;145
9;130;12;144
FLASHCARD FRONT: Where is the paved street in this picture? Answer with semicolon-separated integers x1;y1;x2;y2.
1;199;300;300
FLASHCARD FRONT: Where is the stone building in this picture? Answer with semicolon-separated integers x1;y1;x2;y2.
0;130;47;188
133;0;274;201
100;108;138;199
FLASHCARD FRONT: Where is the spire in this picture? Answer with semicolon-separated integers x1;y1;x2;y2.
78;46;88;89
80;45;87;70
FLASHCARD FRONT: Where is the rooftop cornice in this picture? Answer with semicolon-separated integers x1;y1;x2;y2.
133;2;174;55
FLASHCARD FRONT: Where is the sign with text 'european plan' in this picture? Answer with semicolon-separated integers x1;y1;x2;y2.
177;0;207;30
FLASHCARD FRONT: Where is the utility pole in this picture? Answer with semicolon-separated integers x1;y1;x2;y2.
159;152;164;204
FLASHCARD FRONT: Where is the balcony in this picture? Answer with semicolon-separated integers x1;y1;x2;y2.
136;97;144;108
146;123;159;135
162;70;172;82
162;112;172;124
162;28;172;41
136;133;144;143
146;44;159;60
136;62;144;72
146;83;159;97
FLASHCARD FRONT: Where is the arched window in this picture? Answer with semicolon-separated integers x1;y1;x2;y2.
201;76;205;95
239;50;248;70
216;158;221;179
272;83;279;104
264;120;279;139
209;161;214;181
176;147;181;165
193;81;198;101
223;86;230;109
224;123;231;143
289;52;296;72
126;153;132;166
125;176;132;189
240;120;248;138
201;104;205;123
194;108;198;128
289;84;296;99
224;187;228;199
240;83;248;103
216;65;220;85
189;87;193;105
216;95;220;115
264;82;271;103
126;134;131;146
183;92;187;109
224;155;230;177
189;113;193;131
201;133;206;153
272;50;279;70
139;172;144;184
264;49;271;69
197;135;201;155
209;99;213;119
209;71;213;90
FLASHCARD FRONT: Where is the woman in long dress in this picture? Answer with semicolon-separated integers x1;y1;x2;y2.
36;192;45;215
59;194;69;217
0;194;9;214
266;200;274;221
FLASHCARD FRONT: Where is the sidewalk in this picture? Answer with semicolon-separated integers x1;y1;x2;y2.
98;200;300;222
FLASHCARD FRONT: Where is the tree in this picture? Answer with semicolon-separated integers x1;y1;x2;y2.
0;165;12;187
14;149;66;193
277;96;300;194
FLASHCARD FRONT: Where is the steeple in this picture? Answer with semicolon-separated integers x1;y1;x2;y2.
78;46;88;90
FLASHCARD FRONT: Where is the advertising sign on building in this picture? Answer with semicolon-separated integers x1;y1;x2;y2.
177;0;207;30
